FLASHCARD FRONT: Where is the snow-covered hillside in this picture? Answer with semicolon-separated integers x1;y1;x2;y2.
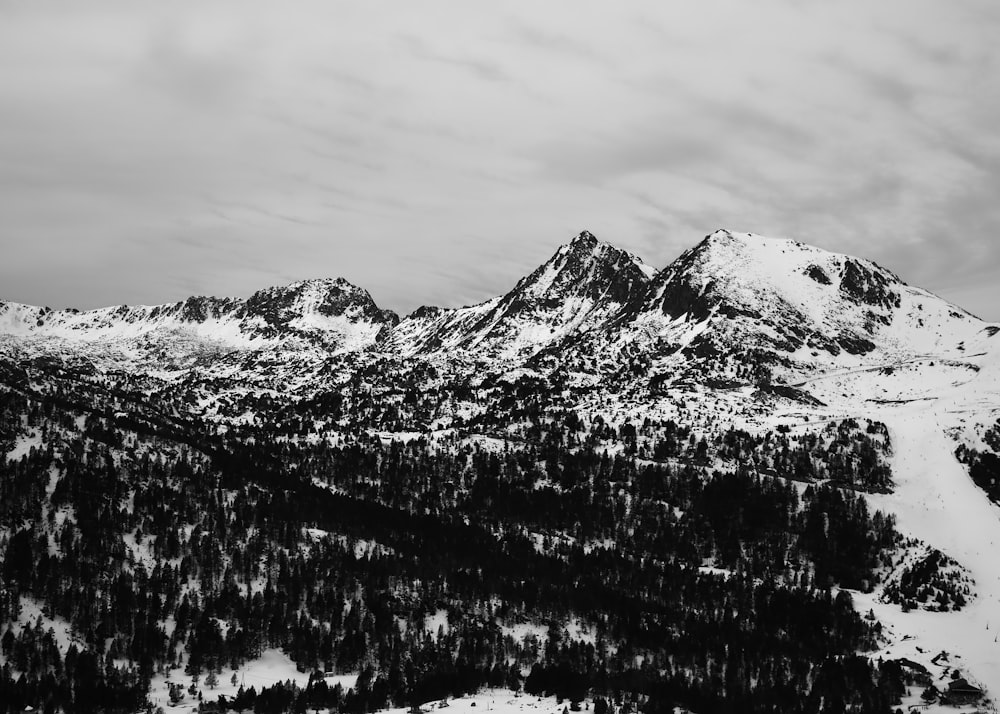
759;304;1000;696
3;227;1000;705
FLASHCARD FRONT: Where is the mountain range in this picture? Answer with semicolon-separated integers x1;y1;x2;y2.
2;229;999;712
1;229;990;381
3;229;996;433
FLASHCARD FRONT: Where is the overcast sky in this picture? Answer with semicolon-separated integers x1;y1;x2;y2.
1;1;997;320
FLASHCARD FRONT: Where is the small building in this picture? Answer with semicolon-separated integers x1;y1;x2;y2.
942;678;984;706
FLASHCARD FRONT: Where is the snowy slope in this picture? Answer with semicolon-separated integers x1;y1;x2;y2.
762;316;1000;696
855;408;1000;697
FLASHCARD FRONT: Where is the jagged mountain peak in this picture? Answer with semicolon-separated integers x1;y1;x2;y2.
567;229;599;246
387;231;656;359
553;229;629;261
514;230;655;301
245;275;369;302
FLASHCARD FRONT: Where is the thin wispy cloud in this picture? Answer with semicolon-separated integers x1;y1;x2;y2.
0;0;996;319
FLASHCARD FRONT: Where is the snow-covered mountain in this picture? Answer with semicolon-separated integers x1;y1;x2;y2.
634;229;981;359
386;231;654;360
1;229;987;387
1;228;995;407
0;277;399;366
579;229;992;399
4;227;1000;705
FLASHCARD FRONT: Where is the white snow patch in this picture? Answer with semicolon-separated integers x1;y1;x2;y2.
148;648;348;710
425;609;450;635
5;432;43;461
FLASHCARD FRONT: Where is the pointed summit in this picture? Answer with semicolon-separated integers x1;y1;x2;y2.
551;230;605;262
517;230;654;305
387;230;656;359
566;229;599;248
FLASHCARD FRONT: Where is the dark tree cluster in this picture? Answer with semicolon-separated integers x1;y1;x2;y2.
711;419;893;493
881;548;971;612
956;421;1000;505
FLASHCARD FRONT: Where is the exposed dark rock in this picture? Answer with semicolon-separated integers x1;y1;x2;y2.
805;265;832;285
840;259;901;310
837;334;877;355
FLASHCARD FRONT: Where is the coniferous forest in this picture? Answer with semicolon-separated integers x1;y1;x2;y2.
0;358;927;714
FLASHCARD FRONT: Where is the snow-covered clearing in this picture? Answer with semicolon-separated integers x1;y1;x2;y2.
149;663;576;714
3;597;79;655
425;608;451;635
4;431;43;461
148;648;358;712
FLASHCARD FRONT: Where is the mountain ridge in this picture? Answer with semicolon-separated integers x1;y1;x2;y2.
1;227;996;423
1;229;984;365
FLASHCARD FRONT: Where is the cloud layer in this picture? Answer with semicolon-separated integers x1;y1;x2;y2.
0;0;997;319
